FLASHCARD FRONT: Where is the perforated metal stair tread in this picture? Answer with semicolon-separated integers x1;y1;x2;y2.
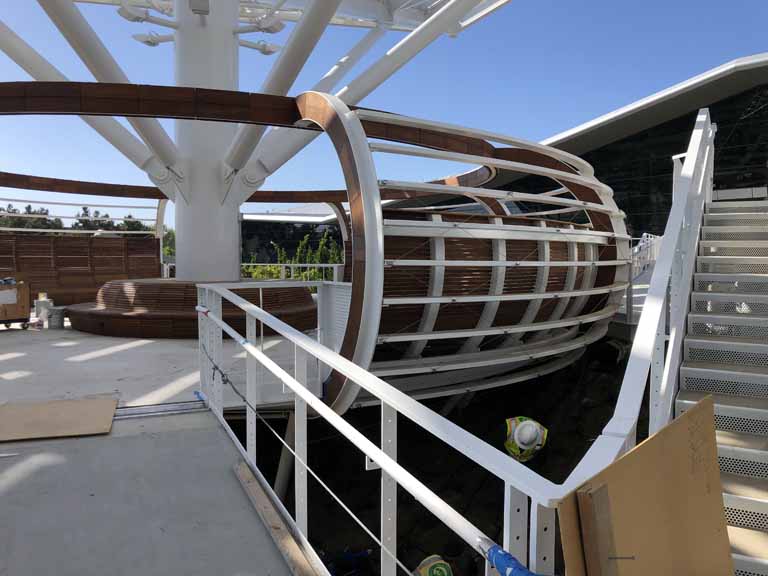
696;273;768;283
686;335;768;349
708;200;768;207
730;526;768;562
681;361;768;377
718;430;768;452
699;257;768;263
690;313;768;322
701;241;768;247
692;291;768;300
678;390;768;412
722;473;768;501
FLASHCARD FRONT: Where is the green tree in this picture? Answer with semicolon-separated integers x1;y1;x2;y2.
162;228;176;261
0;204;63;229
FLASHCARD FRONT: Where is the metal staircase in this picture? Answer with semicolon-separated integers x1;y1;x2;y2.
675;199;768;575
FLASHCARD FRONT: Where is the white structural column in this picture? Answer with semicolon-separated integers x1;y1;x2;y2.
38;0;178;168
0;18;172;185
241;0;484;192
173;0;242;281
225;0;343;172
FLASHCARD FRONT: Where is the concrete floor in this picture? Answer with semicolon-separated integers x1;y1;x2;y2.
0;411;290;576
0;324;307;409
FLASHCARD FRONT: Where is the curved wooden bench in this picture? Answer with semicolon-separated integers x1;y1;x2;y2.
67;279;316;339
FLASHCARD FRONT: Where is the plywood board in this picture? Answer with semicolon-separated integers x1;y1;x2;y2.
0;398;117;442
558;397;732;575
234;462;322;576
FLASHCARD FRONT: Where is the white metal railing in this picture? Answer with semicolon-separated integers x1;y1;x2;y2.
622;233;662;324
631;233;661;278
616;108;716;437
241;262;344;282
197;280;557;575
190;109;715;575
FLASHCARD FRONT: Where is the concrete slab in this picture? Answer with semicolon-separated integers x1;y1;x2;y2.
0;411;291;576
0;325;310;409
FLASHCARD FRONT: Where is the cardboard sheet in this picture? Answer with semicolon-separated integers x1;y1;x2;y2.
0;398;117;442
558;397;732;575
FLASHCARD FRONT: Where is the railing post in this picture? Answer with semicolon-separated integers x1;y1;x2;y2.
246;315;257;463
529;503;555;574
649;284;669;435
503;483;529;565
208;291;223;416
197;286;210;403
381;402;397;576
280;264;286;280
295;345;309;535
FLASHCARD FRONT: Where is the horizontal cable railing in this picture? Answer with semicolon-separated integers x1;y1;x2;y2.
241;262;345;282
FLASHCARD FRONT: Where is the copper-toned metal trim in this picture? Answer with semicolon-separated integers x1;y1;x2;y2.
295;92;375;410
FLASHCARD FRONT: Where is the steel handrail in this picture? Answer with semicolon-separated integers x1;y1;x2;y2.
197;282;562;504
607;109;715;439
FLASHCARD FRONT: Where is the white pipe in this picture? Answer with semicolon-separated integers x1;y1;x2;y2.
0;18;156;172
336;0;482;104
38;0;179;168
155;199;167;239
224;0;343;171
313;25;386;93
240;0;483;193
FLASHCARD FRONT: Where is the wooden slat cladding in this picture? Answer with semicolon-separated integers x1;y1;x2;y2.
434;302;486;331
361;119;494;157
546;242;569;292
0;233;159;305
379;304;426;335
383;236;430;297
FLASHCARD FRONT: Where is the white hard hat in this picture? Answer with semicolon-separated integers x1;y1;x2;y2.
514;420;541;450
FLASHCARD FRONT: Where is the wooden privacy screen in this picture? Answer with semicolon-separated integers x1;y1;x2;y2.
0;234;160;306
558;397;732;575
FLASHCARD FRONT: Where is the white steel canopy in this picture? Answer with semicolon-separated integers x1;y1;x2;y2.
2;0;511;281
73;0;510;31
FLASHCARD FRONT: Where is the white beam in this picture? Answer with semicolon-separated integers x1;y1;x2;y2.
238;0;484;197
38;0;179;168
224;0;343;171
313;25;386;93
0;18;174;197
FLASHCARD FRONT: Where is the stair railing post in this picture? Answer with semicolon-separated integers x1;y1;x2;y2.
197;286;210;403
209;290;223;416
294;344;309;535
380;402;397;576
246;314;257;462
503;483;529;566
529;502;555;574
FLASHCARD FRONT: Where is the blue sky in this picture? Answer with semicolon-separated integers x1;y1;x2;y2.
1;0;768;226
